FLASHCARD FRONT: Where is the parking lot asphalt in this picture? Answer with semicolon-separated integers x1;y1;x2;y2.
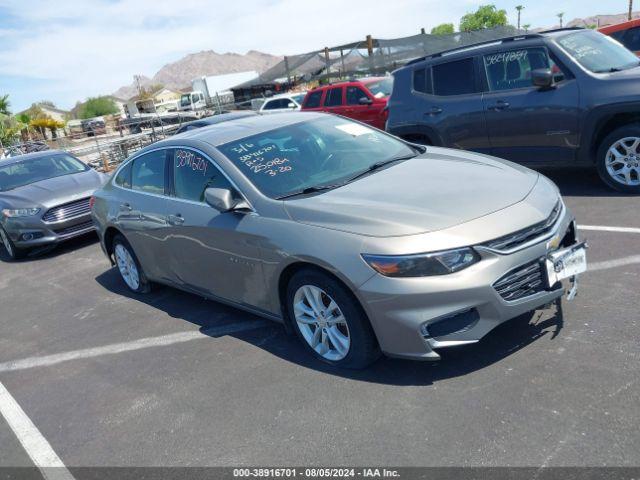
0;167;638;470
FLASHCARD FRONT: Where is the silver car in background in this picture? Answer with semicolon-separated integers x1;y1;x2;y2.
0;150;107;259
91;112;587;369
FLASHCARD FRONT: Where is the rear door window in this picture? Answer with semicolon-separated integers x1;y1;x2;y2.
304;91;323;108
324;87;343;107
131;150;166;195
432;58;476;96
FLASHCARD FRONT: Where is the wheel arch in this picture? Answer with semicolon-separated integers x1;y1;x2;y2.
277;260;377;341
583;105;640;164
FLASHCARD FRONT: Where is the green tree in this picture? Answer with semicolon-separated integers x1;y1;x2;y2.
522;23;531;31
0;114;22;145
0;94;10;115
78;96;118;119
460;5;509;32
557;12;564;28
431;23;455;35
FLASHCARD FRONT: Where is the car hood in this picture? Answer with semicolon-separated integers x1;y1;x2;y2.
0;169;107;210
283;149;539;237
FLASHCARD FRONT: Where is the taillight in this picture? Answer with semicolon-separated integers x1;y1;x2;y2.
89;196;95;209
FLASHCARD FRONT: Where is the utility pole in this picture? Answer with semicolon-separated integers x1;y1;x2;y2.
557;12;564;28
516;5;524;30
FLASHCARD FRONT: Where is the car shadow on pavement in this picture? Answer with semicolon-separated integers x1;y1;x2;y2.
0;232;99;263
96;267;564;386
537;167;633;197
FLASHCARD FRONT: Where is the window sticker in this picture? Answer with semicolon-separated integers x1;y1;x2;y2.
227;142;293;177
485;50;528;66
335;123;372;137
176;149;208;176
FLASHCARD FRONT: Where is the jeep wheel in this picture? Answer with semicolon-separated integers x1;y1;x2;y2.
597;125;640;193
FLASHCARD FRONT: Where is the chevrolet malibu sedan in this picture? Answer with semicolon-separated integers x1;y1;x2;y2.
91;112;587;368
0;150;108;260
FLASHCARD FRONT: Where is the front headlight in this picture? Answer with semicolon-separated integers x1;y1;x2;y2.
2;208;41;218
362;247;480;277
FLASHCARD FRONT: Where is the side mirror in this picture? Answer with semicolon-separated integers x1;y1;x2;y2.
359;97;373;105
531;68;554;89
204;187;251;213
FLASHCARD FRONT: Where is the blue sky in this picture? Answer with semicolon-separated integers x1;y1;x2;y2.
0;0;622;112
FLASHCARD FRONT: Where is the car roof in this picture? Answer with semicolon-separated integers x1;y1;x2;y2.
308;76;388;91
403;27;585;67
599;19;640;34
155;111;327;148
191;110;257;125
265;92;306;100
0;149;67;166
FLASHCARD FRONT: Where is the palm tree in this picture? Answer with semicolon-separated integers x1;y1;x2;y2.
0;94;10;115
557;12;564;28
522;23;531;32
516;5;525;30
630;0;634;20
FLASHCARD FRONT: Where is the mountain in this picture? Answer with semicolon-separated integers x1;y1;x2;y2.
113;50;282;100
541;10;639;30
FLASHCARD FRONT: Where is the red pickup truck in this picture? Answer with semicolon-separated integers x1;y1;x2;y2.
301;77;393;130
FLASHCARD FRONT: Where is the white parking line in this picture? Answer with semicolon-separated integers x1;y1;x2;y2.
579;225;640;234
589;255;640;273
0;381;74;480
0;320;269;373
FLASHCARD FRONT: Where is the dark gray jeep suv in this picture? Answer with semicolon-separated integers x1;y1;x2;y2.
387;28;640;193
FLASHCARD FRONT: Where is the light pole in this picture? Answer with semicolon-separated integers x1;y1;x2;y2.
516;5;525;30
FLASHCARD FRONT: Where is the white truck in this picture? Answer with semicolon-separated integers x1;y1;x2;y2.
179;71;259;112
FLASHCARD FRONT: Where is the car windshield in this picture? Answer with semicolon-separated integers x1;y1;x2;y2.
556;30;640;73
180;94;191;107
217;116;416;199
292;94;306;104
0;154;88;192
364;77;394;98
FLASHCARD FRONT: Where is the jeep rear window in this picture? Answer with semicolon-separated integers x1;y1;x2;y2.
557;30;639;73
432;58;476;96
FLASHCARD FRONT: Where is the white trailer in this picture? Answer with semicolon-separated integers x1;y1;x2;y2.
180;71;259;112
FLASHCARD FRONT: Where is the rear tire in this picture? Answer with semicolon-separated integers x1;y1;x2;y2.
286;269;380;369
596;125;640;193
112;234;151;293
0;227;25;260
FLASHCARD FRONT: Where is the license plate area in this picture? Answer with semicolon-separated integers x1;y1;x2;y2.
545;242;588;288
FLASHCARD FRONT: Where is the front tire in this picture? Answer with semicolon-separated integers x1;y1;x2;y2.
0;227;25;260
597;125;640;193
112;234;151;293
286;269;380;369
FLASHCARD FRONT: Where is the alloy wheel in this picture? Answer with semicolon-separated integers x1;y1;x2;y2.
605;137;640;186
293;285;350;361
114;243;140;291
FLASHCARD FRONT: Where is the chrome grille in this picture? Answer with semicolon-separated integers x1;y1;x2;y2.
493;260;546;301
483;201;562;252
53;220;95;236
42;197;91;223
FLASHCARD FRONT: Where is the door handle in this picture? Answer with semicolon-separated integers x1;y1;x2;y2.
168;214;184;226
119;203;132;212
490;100;510;111
425;107;443;116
